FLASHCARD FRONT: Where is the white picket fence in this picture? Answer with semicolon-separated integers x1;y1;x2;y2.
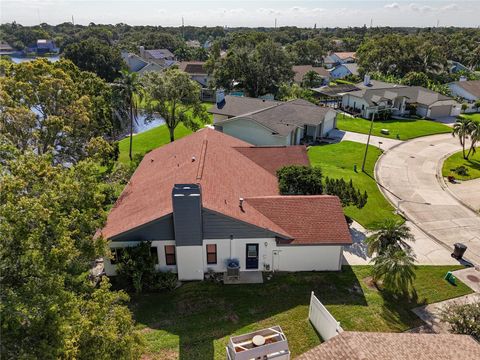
308;291;343;341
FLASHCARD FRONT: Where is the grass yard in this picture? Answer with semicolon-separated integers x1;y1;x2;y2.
442;148;480;180
336;114;451;140
118;123;192;164
117;103;213;164
460;113;480;122
131;266;471;360
308;141;402;229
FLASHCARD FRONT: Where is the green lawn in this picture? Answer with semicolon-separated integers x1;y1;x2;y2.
308;141;402;229
118;103;213;164
118;123;193;164
131;266;471;360
442;148;480;180
336;114;451;140
460;113;480;122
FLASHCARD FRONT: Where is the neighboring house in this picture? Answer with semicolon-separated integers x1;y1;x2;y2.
121;51;171;74
139;46;175;64
324;52;356;69
297;331;480;360
354;76;406;90
448;60;470;74
341;80;460;119
209;94;280;123
178;61;211;87
214;98;338;146
186;40;201;48
101;128;351;280
329;63;359;79
0;41;15;56
36;39;58;54
293;65;330;86
448;79;480;102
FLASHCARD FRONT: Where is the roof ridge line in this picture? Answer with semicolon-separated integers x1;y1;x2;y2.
196;139;208;180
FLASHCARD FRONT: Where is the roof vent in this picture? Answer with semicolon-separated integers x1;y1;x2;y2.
192;156;196;162
239;197;244;211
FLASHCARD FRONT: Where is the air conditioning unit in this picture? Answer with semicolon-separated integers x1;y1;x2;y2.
226;326;290;360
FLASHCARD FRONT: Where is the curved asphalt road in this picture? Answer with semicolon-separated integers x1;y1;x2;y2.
376;133;480;265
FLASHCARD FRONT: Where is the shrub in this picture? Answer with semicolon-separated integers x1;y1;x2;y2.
441;302;480;341
453;165;469;176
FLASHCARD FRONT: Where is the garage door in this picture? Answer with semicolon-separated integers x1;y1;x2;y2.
429;105;452;118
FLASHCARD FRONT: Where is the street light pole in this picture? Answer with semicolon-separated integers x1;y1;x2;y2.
361;110;376;172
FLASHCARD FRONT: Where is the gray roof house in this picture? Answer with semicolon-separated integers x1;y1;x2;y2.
448;80;480;102
214;98;338;146
209;95;281;122
341;84;460;119
329;63;359;79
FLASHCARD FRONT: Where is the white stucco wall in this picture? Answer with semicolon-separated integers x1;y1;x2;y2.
105;240;177;276
274;245;343;271
220;118;289;146
322;111;337;136
448;83;478;101
342;94;369;116
176;246;204;280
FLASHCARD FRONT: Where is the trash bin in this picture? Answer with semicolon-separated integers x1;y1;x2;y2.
451;243;467;259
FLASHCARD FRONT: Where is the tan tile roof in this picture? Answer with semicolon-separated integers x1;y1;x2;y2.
102;129;351;245
244;195;352;245
296;331;480;360
293;65;330;83
333;52;356;60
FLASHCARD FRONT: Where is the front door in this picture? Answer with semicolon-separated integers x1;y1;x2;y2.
245;244;259;269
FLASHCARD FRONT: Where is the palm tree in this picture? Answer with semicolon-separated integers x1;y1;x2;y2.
452;117;474;160
114;70;142;161
366;219;414;257
372;247;416;294
466;121;480;159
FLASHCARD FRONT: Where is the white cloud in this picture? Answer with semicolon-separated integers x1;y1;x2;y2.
441;3;459;11
384;3;400;9
408;3;433;12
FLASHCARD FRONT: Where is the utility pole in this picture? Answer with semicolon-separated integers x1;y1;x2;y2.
182;17;184;39
275;18;277;29
71;15;74;25
361;110;376;172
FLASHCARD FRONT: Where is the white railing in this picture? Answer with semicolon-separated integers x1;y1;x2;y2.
308;291;343;341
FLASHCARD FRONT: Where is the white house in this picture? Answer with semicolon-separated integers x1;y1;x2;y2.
341;79;460;119
329;63;359;79
212;96;338;146
101;129;352;281
448;79;480;102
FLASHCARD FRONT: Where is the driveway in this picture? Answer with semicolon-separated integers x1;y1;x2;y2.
376;133;480;265
329;129;401;151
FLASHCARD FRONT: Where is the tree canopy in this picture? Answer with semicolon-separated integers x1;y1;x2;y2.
64;38;125;82
0;140;141;359
0;59;116;165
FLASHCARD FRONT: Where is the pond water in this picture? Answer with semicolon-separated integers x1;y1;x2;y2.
10;56;60;64
134;113;165;134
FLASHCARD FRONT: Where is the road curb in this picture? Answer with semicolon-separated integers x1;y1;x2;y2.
373;134;476;266
436;150;480;215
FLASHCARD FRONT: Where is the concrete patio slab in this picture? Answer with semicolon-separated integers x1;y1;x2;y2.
223;271;263;284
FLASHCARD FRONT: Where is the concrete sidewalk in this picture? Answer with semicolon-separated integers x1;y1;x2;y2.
329;129;402;151
376;134;480;266
343;221;460;266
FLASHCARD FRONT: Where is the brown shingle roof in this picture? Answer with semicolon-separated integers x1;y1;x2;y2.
451;80;480;98
102;129;350;245
178;61;207;75
293;65;330;83
244;195;352;245
296;331;480;360
234;146;310;175
209;95;280;117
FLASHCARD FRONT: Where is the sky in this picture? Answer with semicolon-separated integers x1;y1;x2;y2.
1;0;479;28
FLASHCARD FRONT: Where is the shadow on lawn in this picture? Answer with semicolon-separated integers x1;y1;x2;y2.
380;289;428;331
130;266;367;360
